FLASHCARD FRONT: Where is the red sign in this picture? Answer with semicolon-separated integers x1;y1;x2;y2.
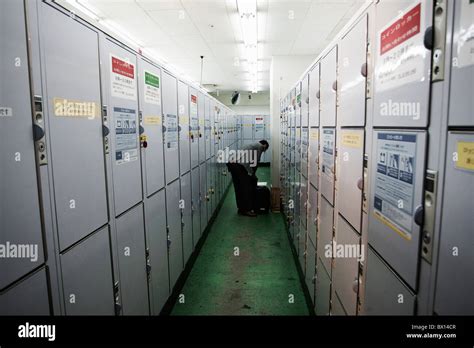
380;3;421;55
112;56;135;79
191;95;197;103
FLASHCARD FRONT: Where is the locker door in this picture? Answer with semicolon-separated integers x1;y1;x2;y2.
364;247;415;315
254;116;265;139
199;163;207;234
210;103;216;158
242;115;254;140
205;97;211;160
308;184;318;246
333;216;360;315
138;58;165;197
320;47;337;127
301;127;309;178
144;190;169;315
206;160;213;221
191;167;201;246
302;75;309;128
166;179;183;290
338;15;367;127
448;0;473;126
315;256;331;316
178;81;190;175
38;4;108;250
368;130;426;289
0;268;50;315
318;196;334;277
198;93;205;164
300;175;308;229
162;72;179;184
373;0;433;127
0;0;45;288
309;64;320;128
337;129;364;232
305;240;316;304
61;227;115;315
189;91;199;169
308;127;319;188
181;172;193;264
320;128;336;205
434;132;474;314
101;38;143;216
331;294;347;316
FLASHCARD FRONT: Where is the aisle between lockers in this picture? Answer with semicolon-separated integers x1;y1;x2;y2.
171;168;310;315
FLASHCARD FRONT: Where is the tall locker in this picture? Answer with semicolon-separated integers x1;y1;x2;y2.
162;71;179;184
181;172;193;264
320;128;336;205
191;168;201;245
320;47;337;127
166;179;183;291
198;93;206;164
189;91;199;169
199;163;207;234
178;81;190;175
205;97;211;160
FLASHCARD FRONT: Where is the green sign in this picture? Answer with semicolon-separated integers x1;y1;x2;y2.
145;72;160;88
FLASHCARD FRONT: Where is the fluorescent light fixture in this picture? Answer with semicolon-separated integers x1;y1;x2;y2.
237;0;259;94
66;0;100;22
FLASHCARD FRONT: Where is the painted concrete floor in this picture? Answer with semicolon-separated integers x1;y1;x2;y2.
171;167;310;316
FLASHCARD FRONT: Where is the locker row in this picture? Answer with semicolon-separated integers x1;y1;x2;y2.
239;114;272;163
279;0;473;315
0;0;242;315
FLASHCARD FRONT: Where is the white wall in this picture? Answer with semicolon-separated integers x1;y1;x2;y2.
269;55;317;188
212;91;270;115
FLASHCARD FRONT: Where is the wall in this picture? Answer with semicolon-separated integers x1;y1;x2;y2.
212;90;270;116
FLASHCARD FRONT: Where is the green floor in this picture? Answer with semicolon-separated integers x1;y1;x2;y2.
171;167;310;316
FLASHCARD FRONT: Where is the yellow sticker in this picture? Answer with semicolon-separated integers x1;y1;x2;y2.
456;141;474;171
53;98;100;119
310;129;319;140
341;131;363;148
199;119;205;126
179;115;189;125
144;116;161;125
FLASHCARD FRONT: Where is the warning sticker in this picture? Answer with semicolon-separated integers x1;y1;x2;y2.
114;107;138;165
179;115;189;125
0;107;13;117
190;95;198;116
322;129;335;177
165;114;178;149
341;131;363;148
144;116;161;125
111;55;137;101
144;71;161;105
310;128;319;140
457;0;474;68
373;133;417;240
456;141;474;172
375;2;425;92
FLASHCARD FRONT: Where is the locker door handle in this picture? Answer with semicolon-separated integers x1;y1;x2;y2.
357;178;363;191
414;205;424;226
332;81;337;91
423;26;434;50
139;125;145;135
360;63;368;77
102;125;110;137
33;124;45;141
352;278;359;293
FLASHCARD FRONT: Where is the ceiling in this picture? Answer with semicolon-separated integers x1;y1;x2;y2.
62;0;366;93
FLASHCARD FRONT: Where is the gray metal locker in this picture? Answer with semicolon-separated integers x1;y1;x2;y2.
364;247;415;315
320;128;336;205
333;216;360;315
242;115;254;140
61;227;115;315
39;4;108;250
331;293;347;316
308;127;319;188
138;58;165;197
372;0;433;128
198;93;206;164
144;190;169;315
178;81;191;175
318;196;334;277
305;240;316;304
101;37;143;216
0;0;45;288
115;205;149;315
320;47;337;127
368;130;426;289
300;175;308;230
315;256;331;316
254;116;265;140
301;74;309;128
191;167;201;245
338;15;367;127
210;102;216;158
434;132;474;314
181;172;193;264
162;71;180;184
0;268;50;315
189;90;199;169
337;129;364;232
199;163;207;234
309;63;320;128
301;126;309;179
308;184;318;246
166;179;183;290
206;159;213;222
205;97;211;160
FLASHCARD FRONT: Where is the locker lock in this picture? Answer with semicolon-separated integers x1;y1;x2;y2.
414;205;424;227
357;178;363;191
316;90;320;99
140;135;148;148
360;63;368;77
332;81;337;92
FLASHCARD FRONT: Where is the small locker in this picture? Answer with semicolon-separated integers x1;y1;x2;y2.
166;180;183;291
181;172;193;264
320;47;337;127
178;81;191;175
162;71;180;184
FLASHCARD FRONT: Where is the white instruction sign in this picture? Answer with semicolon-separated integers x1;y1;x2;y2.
111;55;137;101
165;114;178;150
144;70;161;105
322;129;335;178
457;0;474;68
114;107;138;165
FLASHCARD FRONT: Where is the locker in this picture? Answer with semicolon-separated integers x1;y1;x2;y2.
189;90;199;169
210;158;217;215
337;129;364;232
320;128;336;205
242;115;254;139
0;268;50;315
39;4;108;249
294;177;301;250
368;130;426;289
181;172;193;264
318;196;334;277
308;127;319;188
138;58;165;196
166;180;183;290
115;205;149;315
315;256;331;316
305;240;316;304
364;247;415;315
144;190;169;315
162;71;180;184
198;93;206;164
205;97;211;160
300;175;308;229
301;74;309;128
301;127;309;179
434;132;474;314
199;163;208;234
0;0;45;288
331;293;347;316
333;216;360;316
372;0;433;128
61;227;115;315
308;184;318;246
338;15;367;127
178;81;191;174
309;63;320;128
101;38;143;216
448;0;474;126
320;47;337;127
191;167;200;244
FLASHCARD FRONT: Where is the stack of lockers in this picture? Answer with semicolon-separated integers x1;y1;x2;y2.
239;115;271;163
280;0;473;316
0;0;239;315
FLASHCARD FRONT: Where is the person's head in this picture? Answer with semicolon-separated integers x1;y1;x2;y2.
259;140;269;152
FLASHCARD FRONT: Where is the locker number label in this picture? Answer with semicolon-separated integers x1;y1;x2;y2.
0;107;13;117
